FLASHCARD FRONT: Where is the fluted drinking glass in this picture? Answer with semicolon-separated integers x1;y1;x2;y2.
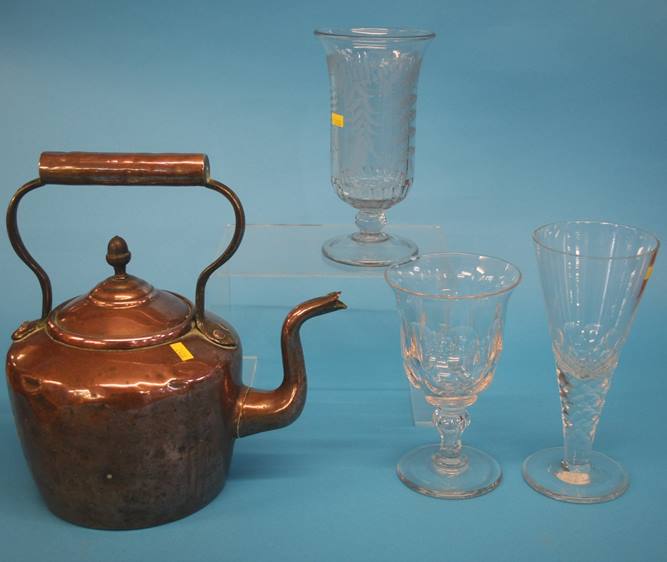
315;27;434;267
523;221;659;503
386;253;521;498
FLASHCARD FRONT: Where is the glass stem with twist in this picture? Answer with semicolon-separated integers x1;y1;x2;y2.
557;366;611;482
432;405;471;475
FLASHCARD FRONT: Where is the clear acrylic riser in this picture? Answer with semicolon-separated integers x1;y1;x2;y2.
241;356;257;387
212;224;446;426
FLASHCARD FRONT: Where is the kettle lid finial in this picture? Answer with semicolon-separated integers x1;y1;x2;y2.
106;236;131;276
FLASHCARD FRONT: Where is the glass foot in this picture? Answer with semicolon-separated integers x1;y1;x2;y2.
522;447;629;504
322;232;418;267
397;444;502;499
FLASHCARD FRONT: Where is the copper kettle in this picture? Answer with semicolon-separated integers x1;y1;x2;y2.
6;152;346;529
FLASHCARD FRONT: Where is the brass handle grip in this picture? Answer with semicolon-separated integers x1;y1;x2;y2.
7;152;245;325
39;152;210;185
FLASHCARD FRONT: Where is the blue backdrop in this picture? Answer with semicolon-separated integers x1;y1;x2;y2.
1;1;666;561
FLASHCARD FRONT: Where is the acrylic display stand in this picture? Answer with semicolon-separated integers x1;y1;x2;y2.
217;224;445;310
212;224;445;426
241;356;257;387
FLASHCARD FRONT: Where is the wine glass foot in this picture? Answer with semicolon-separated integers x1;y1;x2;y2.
322;232;418;267
397;444;502;499
522;447;629;504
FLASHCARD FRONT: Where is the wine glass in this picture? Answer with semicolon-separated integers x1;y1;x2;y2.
315;27;435;267
386;253;521;498
523;221;659;503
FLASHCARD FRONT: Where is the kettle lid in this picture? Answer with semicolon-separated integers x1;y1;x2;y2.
46;236;193;349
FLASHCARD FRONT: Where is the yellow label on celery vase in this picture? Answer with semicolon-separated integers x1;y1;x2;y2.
331;112;345;128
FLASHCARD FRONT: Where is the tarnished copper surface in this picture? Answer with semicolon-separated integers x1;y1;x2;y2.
39;152;210;185
5;152;346;529
7;315;242;529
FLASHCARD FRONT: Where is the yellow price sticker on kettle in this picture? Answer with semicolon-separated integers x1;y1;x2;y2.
331;112;345;128
170;342;194;361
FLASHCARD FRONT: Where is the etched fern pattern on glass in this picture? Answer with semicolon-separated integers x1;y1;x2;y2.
328;47;420;210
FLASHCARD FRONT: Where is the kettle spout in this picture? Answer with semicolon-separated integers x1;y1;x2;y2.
235;292;346;438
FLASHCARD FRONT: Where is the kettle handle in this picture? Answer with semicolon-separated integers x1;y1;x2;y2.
7;152;245;326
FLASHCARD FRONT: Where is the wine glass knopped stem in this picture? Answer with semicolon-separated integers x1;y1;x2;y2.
432;407;470;475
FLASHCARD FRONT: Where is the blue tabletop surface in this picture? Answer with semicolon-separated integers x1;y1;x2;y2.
2;1;666;561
